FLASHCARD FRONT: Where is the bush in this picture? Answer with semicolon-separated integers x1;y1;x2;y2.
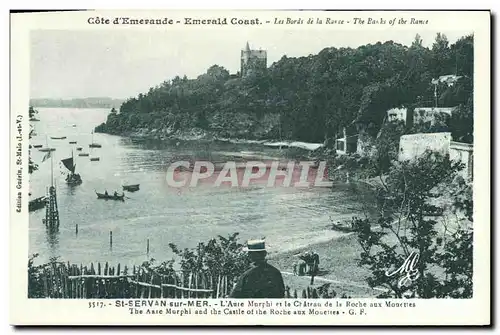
352;151;472;298
168;232;250;278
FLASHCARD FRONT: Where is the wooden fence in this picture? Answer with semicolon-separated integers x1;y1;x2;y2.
29;261;346;299
29;261;235;299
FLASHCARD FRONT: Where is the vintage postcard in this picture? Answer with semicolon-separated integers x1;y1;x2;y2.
10;10;490;326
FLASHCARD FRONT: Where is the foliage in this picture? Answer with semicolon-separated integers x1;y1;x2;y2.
28;106;38;174
352;151;472;298
27;253;65;298
369;121;406;175
167;233;250;278
449;98;474;143
95;34;474;144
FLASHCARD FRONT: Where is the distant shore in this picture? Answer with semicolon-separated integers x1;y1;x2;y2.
31;98;124;109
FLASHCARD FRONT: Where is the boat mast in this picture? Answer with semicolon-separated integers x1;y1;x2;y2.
51;152;54;187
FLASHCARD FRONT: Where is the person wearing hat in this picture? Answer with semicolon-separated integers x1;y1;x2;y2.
229;239;285;298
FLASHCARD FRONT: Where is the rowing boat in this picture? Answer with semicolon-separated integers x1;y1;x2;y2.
122;184;140;192
95;191;125;201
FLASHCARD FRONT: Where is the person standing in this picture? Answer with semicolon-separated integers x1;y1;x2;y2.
310;251;320;285
230;239;285;298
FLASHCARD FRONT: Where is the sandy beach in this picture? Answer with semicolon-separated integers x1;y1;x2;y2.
268;233;383;297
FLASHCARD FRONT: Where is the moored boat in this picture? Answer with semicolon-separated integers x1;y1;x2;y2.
330;220;354;233
90;157;100;161
95;191;125;201
122;184;140;192
29;196;47;212
39;148;56;152
78;152;89;156
69;141;77;144
33;144;43;148
51;136;67;140
89;130;102;148
76;147;83;151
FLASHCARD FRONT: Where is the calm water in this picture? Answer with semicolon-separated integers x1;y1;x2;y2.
29;108;371;266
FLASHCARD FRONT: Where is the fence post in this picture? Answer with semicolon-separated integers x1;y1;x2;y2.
312;288;318;298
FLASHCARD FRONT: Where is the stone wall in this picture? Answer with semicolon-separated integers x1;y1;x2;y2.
398;132;452;161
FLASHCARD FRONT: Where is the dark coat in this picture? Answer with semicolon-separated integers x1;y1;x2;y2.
229;261;285;298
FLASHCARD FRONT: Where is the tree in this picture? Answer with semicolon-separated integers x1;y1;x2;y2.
168;233;250;279
353;151;472;298
411;34;423;48
28;106;38;174
370;120;406;175
94;33;473;144
431;33;452;76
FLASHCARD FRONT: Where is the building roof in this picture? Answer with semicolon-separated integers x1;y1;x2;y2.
414;107;457;115
450;141;473;151
431;75;463;86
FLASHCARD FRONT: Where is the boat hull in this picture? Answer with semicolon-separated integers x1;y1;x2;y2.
122;184;140;192
95;192;125;201
330;222;354;233
29;197;47;212
89;144;102;148
51;136;67;140
66;174;82;186
39;148;56;152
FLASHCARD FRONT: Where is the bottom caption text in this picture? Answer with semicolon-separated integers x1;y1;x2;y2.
88;299;417;318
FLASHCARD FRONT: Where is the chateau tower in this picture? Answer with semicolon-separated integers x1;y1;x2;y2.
240;42;267;77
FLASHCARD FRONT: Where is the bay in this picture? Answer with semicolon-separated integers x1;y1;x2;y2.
28;107;370;267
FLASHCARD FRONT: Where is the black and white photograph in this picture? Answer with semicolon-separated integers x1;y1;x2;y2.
10;10;490;326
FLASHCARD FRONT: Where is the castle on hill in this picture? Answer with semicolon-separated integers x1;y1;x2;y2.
240;42;267;77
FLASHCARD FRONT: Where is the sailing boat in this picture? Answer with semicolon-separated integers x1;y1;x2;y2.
89;130;102;148
89;144;100;161
39;135;56;152
62;151;82;185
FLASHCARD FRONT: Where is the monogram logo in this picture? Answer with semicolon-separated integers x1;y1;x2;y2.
385;251;420;287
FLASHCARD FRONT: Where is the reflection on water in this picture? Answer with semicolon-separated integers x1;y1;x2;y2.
29;108;375;267
45;225;60;252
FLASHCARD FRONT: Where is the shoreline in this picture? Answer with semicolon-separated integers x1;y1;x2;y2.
267;232;381;297
98;128;325;152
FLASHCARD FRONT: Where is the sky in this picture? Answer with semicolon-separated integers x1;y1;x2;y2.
30;29;472;100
